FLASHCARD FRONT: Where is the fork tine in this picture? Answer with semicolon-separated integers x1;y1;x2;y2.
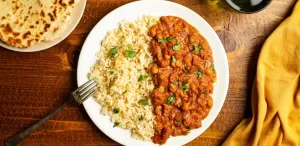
79;85;97;97
75;80;96;93
78;81;97;96
72;80;98;104
80;87;98;102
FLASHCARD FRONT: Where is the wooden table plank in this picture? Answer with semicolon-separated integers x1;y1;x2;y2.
0;0;297;145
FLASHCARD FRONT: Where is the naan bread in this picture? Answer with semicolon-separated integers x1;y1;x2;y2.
0;0;79;48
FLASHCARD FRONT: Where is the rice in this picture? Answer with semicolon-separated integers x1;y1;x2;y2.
88;16;159;140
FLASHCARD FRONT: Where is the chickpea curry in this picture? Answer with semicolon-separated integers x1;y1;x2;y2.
149;16;217;144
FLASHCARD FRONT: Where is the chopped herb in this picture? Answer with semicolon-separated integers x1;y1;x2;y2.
158;39;168;43
172;56;176;63
113;122;119;127
178;119;183;124
194;70;204;77
211;64;216;72
122;91;127;94
192;45;202;53
109;71;114;75
113;108;119;114
186;129;190;133
172;44;181;51
126;50;136;58
110;46;119;59
166;37;175;42
158;37;175;43
203;91;207;94
166;96;175;104
173;81;179;85
184;69;189;74
139;99;149;106
182;83;189;92
138;75;148;82
139;116;143;121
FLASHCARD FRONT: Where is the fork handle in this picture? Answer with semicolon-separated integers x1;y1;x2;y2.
4;100;71;146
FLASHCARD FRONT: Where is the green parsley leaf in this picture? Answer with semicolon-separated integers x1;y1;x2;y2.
172;56;177;63
182;83;189;92
192;45;202;53
138;75;148;82
166;96;175;104
113;122;119;127
178;119;183;124
139;99;149;106
158;37;175;43
158;39;168;43
110;46;119;59
113;108;119;114
139;116;143;121
126;50;136;58
211;64;216;72
194;71;204;77
186;129;190;133
109;71;114;75
172;44;181;51
166;37;175;42
173;81;179;85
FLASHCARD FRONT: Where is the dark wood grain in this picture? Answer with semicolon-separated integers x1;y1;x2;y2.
0;0;297;146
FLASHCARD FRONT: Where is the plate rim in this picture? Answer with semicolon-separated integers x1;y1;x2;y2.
0;0;87;52
77;1;229;145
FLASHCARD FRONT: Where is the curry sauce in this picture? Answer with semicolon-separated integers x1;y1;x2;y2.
149;16;217;144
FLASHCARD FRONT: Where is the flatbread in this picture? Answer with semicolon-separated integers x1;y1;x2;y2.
0;0;79;48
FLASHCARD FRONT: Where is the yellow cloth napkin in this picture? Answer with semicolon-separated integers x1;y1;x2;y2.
223;1;300;146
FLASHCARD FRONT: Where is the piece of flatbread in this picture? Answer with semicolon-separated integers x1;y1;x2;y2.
0;0;79;48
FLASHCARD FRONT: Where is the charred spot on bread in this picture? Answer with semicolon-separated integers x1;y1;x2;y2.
53;8;57;17
3;24;13;35
22;31;31;39
44;23;51;32
13;32;20;37
48;13;55;21
24;16;29;21
69;0;75;5
41;10;45;17
59;0;67;7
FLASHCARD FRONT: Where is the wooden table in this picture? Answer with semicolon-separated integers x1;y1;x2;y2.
0;0;297;145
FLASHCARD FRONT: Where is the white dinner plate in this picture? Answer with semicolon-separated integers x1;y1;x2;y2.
77;1;229;146
0;0;86;52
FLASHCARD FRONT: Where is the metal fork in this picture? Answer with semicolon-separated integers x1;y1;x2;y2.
4;80;98;146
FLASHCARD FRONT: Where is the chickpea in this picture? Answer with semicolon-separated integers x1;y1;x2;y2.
191;83;198;93
171;62;176;67
164;54;171;59
176;60;182;67
156;33;163;40
206;68;213;75
158;86;165;93
207;97;213;108
151;64;159;74
169;83;177;92
157;53;163;60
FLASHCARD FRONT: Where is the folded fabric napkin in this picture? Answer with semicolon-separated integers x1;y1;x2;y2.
223;1;300;146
